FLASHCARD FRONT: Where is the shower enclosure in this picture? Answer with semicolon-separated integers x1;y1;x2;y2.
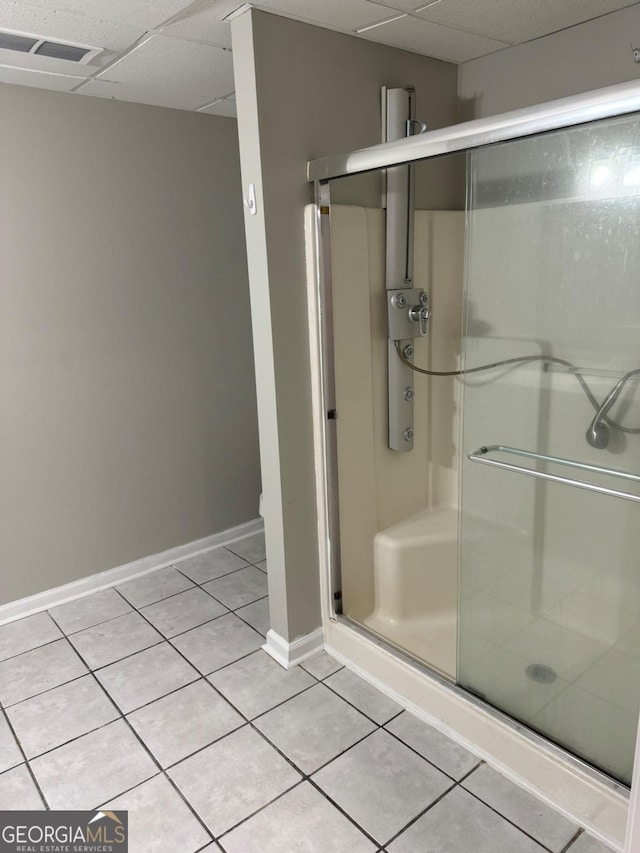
309;82;640;788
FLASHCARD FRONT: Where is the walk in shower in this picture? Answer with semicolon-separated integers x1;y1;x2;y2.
309;82;640;789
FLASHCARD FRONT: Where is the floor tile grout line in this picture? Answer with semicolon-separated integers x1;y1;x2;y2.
195;841;218;853
245;673;385;728
231;680;319;724
13;564;268;666
7;628;581;853
455;759;485;784
561;828;584;852
161;720;248;773
210;721;387;849
172;561;253;591
53;605;136;638
5;607;504;845
117;578;198;611
198;585;268;615
10;672;235;764
299;662;345;681
70;636;167;674
0;670;90;711
121;612;387;846
110;585;265;666
215;779;307;843
3;645;206;715
0;633;91;709
224;541;267;564
188;565;269;612
13;715;123;766
49;622;217;847
3;557;592;850
92;769;164;810
0;701;50;810
380;721;483;786
231;601;269;637
461;784;562;852
0;535;264;645
306;776;384;848
310;677;405;732
380;779;459;848
187;644;267;680
0;633;66;666
113;580;267;646
382;708;405;726
110;596;325;843
0;761;26;779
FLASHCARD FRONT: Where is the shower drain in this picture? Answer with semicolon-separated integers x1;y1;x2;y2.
526;663;558;684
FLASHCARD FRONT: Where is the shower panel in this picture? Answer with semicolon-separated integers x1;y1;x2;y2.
382;86;430;452
309;80;640;790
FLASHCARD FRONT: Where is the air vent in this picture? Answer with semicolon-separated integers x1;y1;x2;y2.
0;32;38;53
0;29;101;64
34;41;91;62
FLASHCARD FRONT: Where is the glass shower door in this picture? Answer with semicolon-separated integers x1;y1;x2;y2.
457;114;640;785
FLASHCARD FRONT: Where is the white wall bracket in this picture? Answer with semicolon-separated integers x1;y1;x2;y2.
244;182;257;215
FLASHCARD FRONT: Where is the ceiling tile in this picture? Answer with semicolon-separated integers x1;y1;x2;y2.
199;97;237;116
5;0;193;32
0;64;86;90
411;0;637;44
161;0;242;49
358;14;508;62
81;34;234;110
0;0;142;52
254;0;398;32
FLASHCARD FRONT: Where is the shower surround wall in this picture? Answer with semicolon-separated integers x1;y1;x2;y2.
331;205;464;677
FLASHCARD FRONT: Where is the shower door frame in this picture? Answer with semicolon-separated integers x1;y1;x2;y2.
308;77;640;796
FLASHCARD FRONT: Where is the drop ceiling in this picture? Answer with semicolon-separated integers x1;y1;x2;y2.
0;0;637;116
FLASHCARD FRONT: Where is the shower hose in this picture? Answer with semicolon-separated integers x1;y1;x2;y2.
394;340;640;436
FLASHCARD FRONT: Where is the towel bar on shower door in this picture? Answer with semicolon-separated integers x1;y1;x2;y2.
468;444;640;504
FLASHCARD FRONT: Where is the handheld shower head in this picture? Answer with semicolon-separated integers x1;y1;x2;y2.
585;418;611;449
586;370;640;449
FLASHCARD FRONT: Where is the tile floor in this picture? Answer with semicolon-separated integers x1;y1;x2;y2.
0;530;618;852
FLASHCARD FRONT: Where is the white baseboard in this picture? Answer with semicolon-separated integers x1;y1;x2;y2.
0;518;264;627
263;627;324;669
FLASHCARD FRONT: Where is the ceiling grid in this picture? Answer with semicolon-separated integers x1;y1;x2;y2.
0;0;637;115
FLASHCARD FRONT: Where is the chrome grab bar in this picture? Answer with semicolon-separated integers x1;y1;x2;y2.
468;444;640;504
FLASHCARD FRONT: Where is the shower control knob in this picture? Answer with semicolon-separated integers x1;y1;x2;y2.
403;386;414;401
403;428;414;442
409;304;431;335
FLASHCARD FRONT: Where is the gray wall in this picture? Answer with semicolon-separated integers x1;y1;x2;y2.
232;9;458;643
0;83;260;605
458;4;640;118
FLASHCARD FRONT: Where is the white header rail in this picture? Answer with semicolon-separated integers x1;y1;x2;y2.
307;78;640;182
